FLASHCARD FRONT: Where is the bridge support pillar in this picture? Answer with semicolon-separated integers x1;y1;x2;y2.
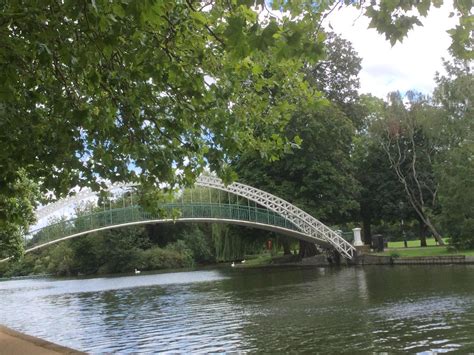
352;227;363;247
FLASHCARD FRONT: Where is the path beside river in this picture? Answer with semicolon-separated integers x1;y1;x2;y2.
0;325;82;355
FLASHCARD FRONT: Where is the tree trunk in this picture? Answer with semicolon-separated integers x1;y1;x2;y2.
424;215;445;245
298;240;319;258
420;235;427;247
419;218;427;247
362;217;372;245
397;180;445;245
420;234;427;247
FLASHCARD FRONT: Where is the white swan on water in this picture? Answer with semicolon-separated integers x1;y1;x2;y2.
231;262;235;267
134;269;141;274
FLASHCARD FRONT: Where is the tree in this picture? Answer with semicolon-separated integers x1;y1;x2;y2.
0;170;39;260
437;141;474;249
434;59;473;143
234;31;364;256
372;92;446;245
0;0;469;257
1;0;469;192
354;135;407;243
434;59;473;248
353;94;421;245
236;32;362;223
234;99;360;258
306;32;364;128
0;0;326;197
363;0;473;59
237;103;359;223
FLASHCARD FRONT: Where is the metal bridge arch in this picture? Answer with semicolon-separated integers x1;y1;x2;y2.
194;176;355;258
32;176;355;259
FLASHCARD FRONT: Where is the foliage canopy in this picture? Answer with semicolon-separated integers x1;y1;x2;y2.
1;0;471;196
0;0;471;257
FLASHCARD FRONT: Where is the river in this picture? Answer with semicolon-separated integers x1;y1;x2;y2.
1;265;474;353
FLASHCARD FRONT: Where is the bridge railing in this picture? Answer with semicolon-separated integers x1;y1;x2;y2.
26;203;299;250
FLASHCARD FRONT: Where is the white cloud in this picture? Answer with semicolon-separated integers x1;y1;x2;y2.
326;3;457;98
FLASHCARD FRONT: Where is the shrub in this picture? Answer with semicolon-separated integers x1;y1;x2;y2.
140;245;194;271
180;228;215;264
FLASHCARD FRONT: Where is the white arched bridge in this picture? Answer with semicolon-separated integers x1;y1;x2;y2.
3;175;356;262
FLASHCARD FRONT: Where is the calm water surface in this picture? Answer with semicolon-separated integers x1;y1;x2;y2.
1;265;474;353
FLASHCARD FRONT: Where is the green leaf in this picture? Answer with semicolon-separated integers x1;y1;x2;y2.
112;3;126;18
417;0;431;16
190;11;207;25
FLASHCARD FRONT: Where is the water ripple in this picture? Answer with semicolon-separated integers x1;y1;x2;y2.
1;266;474;353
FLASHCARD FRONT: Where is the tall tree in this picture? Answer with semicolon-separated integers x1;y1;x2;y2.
354;144;405;242
372;92;445;245
237;103;359;223
437;141;474;249
354;94;421;245
0;170;39;260
434;59;473;143
434;59;473;248
235;31;364;256
236;32;362;221
307;32;363;128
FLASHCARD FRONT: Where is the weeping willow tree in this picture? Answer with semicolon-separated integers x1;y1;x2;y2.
211;224;271;262
212;224;241;262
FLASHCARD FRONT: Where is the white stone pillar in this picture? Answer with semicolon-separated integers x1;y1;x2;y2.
352;227;363;246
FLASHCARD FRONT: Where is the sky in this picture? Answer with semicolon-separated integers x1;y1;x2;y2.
326;3;457;99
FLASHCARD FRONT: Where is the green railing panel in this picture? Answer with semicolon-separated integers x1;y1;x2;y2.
27;203;299;250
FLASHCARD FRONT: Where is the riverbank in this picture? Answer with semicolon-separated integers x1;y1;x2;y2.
379;246;474;257
353;254;474;265
0;325;83;354
235;252;474;268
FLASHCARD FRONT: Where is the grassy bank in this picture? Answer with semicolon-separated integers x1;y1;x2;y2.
375;238;474;257
242;245;474;264
238;254;273;267
387;238;448;248
388;238;449;249
378;247;474;257
233;253;301;268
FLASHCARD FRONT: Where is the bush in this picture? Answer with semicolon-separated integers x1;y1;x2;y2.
0;262;9;277
180;228;215;264
445;218;474;250
450;233;474;250
4;254;37;277
140;244;194;271
46;243;75;276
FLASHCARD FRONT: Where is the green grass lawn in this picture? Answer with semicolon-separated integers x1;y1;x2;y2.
240;241;474;261
237;252;299;267
378;247;474;257
387;238;449;248
244;254;272;265
376;238;474;257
